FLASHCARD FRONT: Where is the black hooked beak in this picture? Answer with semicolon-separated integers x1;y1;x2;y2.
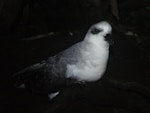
105;33;114;45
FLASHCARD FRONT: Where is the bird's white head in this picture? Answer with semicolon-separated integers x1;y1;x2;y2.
84;21;113;45
90;21;112;36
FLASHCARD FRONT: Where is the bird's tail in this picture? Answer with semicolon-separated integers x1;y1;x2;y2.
11;61;46;87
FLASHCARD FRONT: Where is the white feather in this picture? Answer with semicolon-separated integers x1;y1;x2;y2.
66;21;112;82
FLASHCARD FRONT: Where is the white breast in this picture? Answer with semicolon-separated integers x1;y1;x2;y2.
66;37;109;82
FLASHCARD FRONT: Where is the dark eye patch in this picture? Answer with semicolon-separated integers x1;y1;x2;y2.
91;27;102;34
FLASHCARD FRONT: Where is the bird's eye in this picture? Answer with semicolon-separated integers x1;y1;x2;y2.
91;27;102;34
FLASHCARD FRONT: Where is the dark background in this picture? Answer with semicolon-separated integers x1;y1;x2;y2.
0;0;150;113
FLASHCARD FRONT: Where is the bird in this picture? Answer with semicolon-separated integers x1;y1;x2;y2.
12;21;113;99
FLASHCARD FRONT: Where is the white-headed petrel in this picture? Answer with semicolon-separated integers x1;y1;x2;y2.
12;21;112;99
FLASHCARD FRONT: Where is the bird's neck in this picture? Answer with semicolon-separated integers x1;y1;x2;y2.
84;35;109;50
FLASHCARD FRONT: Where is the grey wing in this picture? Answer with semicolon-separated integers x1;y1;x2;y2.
11;42;82;94
24;42;83;93
11;57;62;94
57;42;82;66
12;60;47;87
50;42;82;76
